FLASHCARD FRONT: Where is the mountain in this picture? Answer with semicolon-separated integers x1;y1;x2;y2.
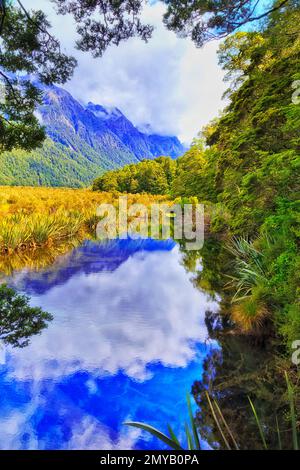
0;85;185;188
86;102;184;160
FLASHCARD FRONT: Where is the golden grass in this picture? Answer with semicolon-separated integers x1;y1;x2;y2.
0;186;168;255
231;297;270;333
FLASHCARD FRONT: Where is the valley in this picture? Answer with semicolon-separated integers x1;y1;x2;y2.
0;85;185;187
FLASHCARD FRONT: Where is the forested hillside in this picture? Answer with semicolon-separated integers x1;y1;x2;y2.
94;4;300;345
0;85;185;187
92;156;177;194
0;140;104;187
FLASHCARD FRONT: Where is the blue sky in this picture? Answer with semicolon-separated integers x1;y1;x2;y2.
24;0;228;143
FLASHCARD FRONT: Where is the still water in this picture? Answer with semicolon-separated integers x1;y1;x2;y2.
0;239;219;450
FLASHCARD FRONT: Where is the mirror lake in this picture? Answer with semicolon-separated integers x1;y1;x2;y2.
0;238;220;450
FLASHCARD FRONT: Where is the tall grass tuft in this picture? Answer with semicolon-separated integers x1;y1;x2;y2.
226;236;271;332
226;237;268;302
0;187;167;254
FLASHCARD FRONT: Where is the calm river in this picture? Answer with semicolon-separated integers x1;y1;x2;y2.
0;238;219;449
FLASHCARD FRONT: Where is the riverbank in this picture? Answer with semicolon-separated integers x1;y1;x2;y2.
0;187;168;255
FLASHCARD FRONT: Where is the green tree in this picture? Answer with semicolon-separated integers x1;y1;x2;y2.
1;0;295;151
172;139;217;201
217;31;265;91
93;157;172;194
206;3;300;232
55;0;292;50
0;0;76;151
0;284;53;348
135;160;169;194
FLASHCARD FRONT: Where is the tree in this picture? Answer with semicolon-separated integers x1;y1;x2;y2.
0;0;76;151
92;157;171;194
163;0;292;47
53;0;153;58
217;31;265;91
0;284;53;348
53;1;294;52
155;156;177;186
135;160;169;194
171;139;217;201
0;0;296;152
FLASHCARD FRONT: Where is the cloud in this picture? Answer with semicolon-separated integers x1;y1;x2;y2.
66;417;141;450
23;0;227;143
0;245;219;449
0;405;141;450
7;247;219;383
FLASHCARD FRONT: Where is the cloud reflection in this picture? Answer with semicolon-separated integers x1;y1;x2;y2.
0;241;220;449
8;246;218;382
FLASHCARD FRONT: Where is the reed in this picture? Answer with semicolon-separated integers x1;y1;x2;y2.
125;373;299;450
125;394;201;451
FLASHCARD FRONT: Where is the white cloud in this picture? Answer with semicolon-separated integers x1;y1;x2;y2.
23;0;226;142
8;247;218;382
0;405;141;450
0;245;219;450
66;417;141;450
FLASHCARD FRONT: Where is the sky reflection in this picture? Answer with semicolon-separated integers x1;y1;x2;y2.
0;239;219;450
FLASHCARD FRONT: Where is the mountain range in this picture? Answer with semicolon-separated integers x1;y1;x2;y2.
0;85;185;187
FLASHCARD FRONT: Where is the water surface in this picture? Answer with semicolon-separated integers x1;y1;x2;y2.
0;239;219;449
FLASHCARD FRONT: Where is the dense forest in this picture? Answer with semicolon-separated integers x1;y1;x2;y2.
93;3;300;449
93;4;300;348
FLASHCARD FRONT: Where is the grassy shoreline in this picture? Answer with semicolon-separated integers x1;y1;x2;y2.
0;186;168;255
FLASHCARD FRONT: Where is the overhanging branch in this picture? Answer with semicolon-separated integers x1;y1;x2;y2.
232;0;290;28
0;0;6;35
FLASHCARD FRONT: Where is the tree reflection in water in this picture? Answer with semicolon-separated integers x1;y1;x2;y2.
0;237;296;449
0;284;53;349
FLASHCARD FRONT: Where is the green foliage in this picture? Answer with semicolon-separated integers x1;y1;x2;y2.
163;0;294;47
49;0;287;57
0;1;76;151
93;142;219;200
0;135;140;187
201;6;299;340
0;283;52;348
2;0;287;152
92;2;299;345
94;2;300;344
93;157;176;195
0;139;105;187
92;4;300;347
171;139;218;202
218;32;265;91
53;0;153;57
